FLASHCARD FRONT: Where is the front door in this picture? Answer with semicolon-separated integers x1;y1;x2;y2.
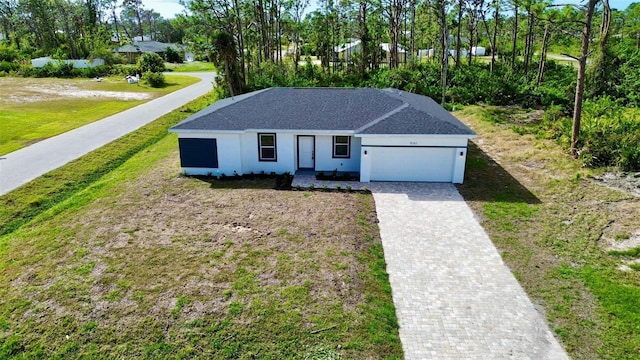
298;136;315;169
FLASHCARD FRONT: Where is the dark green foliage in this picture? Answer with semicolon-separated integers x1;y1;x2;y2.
504;97;640;171
577;98;640;170
142;71;165;88
211;31;243;95
615;47;640;107
137;52;166;73
109;64;139;77
240;60;575;110
0;44;19;62
38;62;75;78
0;61;19;73
17;63;110;78
164;47;182;63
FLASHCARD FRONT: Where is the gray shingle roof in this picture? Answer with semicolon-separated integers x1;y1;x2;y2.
114;41;180;54
171;87;475;136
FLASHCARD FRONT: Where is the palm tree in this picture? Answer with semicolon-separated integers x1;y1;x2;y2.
212;31;244;96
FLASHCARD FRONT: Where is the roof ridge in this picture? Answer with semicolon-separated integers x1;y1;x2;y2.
170;88;271;130
354;101;409;134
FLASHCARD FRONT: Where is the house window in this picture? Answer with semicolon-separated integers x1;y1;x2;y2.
258;133;277;161
333;136;351;158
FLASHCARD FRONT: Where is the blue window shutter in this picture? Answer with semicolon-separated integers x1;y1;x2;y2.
178;138;218;168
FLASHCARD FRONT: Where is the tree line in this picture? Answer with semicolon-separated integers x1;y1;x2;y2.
1;0;639;169
0;0;182;60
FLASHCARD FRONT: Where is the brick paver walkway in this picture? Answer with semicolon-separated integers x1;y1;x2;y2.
370;182;568;359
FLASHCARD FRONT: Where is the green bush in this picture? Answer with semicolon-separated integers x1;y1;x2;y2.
137;52;165;73
143;71;165;88
164;47;183;63
535;97;640;171
89;47;125;66
0;44;19;62
0;61;19;73
78;65;110;78
110;64;139;77
32;62;75;78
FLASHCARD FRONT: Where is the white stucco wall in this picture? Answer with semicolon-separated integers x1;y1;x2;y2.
313;135;361;173
175;132;243;176
239;132;296;174
359;135;469;147
176;131;472;183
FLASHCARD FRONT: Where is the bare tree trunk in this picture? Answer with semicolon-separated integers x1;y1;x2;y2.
253;1;263;66
438;0;449;104
410;0;416;64
389;0;401;68
536;22;550;87
276;0;282;65
135;8;143;40
456;0;462;65
257;0;270;62
467;18;473;66
233;0;245;83
523;7;535;73
511;1;518;69
111;2;120;43
490;0;499;72
571;0;599;157
359;0;368;77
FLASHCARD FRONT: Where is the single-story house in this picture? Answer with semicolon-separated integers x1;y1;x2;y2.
169;87;476;183
113;41;184;63
380;43;407;63
31;57;105;68
472;46;486;56
334;39;361;62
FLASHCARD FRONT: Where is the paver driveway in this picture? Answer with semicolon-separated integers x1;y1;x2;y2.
370;182;568;359
0;72;215;195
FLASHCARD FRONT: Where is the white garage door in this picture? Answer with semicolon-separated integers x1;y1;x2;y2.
369;147;456;182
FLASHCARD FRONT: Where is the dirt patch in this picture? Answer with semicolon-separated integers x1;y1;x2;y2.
2;149;395;357
0;77;152;104
592;172;640;198
602;228;640;252
25;85;151;101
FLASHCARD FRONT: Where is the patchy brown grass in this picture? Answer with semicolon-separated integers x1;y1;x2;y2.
456;105;640;359
0;135;401;359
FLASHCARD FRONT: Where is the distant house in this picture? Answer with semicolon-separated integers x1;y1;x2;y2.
334;39;361;62
31;57;105;69
113;41;184;63
472;46;486;56
334;40;408;64
380;43;407;63
169;87;476;183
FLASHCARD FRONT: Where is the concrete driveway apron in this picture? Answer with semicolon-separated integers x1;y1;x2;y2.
0;72;215;195
370;182;568;359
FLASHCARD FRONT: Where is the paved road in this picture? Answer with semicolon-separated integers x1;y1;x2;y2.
370;183;568;359
0;72;215;195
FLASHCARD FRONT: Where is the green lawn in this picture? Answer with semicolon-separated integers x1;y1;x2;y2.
456;105;640;359
0;92;402;359
0;75;198;155
165;61;216;72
